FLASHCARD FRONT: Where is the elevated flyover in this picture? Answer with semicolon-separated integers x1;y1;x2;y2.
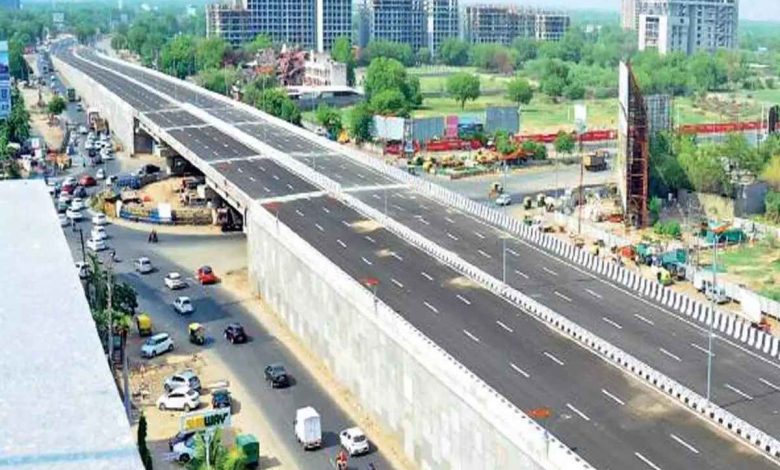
53;44;780;470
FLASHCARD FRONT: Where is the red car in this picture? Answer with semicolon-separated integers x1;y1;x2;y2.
60;183;75;195
196;266;218;285
79;174;97;187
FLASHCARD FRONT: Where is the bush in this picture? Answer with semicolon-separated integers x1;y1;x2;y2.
648;197;662;225
653;220;682;238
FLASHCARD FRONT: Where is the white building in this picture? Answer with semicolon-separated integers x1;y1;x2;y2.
304;52;347;87
623;0;738;55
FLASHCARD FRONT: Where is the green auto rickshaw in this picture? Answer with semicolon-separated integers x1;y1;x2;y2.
235;434;259;468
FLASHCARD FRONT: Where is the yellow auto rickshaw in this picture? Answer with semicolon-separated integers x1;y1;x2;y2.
136;313;152;336
189;322;206;345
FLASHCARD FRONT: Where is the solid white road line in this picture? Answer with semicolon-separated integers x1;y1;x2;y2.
514;270;529;279
364;235;376;244
634;313;655;326
635;452;662;470
478;249;492;259
361;257;373;266
463;329;480;343
496;320;514;333
566;403;590;421
602;317;623;330
585;288;602;299
315;223;324;232
510;362;530;378
423;301;439;314
456;294;471;305
659;347;682;362
474;231;486;239
542;267;558;276
601;388;625;406
446;232;459;241
690;343;714;357
543;351;565;366
670;434;699;454
390;278;404;289
554;291;572;302
391;252;403;261
295;209;304;217
724;383;754;400
336;239;346;248
759;377;780;391
421;272;434;281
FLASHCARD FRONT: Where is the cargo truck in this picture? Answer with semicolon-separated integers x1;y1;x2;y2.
294;407;322;450
583;150;609;171
66;88;77;102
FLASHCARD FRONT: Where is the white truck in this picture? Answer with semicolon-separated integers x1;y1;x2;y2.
294;407;322;450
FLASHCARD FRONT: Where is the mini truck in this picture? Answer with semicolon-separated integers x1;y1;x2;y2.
294;407;322;450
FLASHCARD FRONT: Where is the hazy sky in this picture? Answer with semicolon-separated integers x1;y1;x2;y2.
461;0;780;23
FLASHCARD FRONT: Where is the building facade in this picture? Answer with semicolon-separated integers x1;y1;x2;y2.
463;5;570;45
622;0;738;55
206;0;351;52
0;41;11;121
362;0;458;54
304;52;348;86
426;0;459;55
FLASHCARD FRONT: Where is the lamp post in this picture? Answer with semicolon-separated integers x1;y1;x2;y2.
362;277;380;316
706;226;726;403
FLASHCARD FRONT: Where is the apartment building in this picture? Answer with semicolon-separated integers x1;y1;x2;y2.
304;52;348;86
426;0;459;55
463;5;570;45
621;0;738;55
360;0;458;54
0;41;10;121
206;0;351;52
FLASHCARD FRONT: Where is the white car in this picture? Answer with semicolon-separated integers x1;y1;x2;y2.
92;213;107;225
164;272;187;290
96;168;106;180
156;387;200;412
173;296;194;315
495;194;512;206
141;332;174;358
164;369;201;392
75;261;89;279
70;198;84;211
58;213;70;227
66;208;82;221
63;177;77;186
339;427;370;456
86;237;106;252
58;193;73;204
172;437;196;463
91;226;107;241
79;125;88;135
134;257;153;274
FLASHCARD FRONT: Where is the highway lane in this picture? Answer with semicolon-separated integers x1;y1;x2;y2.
211;158;319;200
58;47;780;466
274;194;773;470
353;188;780;434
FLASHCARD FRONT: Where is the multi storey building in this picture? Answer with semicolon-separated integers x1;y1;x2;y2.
0;41;10;121
206;0;351;52
361;0;458;54
426;0;459;55
621;0;738;55
463;4;570;45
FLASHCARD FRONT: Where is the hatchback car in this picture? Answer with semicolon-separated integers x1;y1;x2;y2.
173;296;194;315
86;237;106;252
172;436;196;463
96;168;106;180
164;272;187;290
196;266;218;284
264;363;290;388
58;213;70;227
72;186;88;198
495;194;512;206
70;198;85;211
90;226;107;241
340;427;370;456
92;213;107;226
75;261;89;279
79;174;96;187
134;257;153;274
224;323;247;344
66;208;83;221
164;369;201;393
141;333;174;358
211;388;232;409
167;431;195;452
156;387;199;412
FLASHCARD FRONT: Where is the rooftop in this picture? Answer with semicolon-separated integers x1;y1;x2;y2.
0;180;142;470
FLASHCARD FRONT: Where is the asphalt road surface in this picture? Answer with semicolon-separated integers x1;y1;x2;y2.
52;45;780;469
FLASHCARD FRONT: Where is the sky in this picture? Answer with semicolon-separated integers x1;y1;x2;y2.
461;0;780;23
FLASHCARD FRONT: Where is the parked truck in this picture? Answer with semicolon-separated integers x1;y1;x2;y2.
294;407;322;450
66;87;77;102
583;150;609;172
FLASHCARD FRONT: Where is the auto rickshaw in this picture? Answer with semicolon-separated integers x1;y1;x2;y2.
136;313;152;336
188;322;206;345
488;182;504;199
235;434;259;468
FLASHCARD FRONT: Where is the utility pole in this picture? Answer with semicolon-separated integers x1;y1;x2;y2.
106;257;114;373
706;230;720;403
577;133;584;235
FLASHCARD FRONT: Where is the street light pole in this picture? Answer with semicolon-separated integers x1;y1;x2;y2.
706;232;719;403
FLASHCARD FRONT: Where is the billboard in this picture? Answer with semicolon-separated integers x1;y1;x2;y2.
180;407;231;433
0;41;10;120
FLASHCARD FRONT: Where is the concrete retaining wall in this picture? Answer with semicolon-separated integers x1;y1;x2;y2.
246;204;590;470
52;55;137;155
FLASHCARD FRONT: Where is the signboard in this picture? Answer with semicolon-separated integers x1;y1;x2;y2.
157;203;172;222
180;407;231;433
574;104;588;135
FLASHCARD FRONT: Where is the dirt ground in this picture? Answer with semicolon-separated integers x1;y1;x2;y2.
138;178;190;210
19;85;64;150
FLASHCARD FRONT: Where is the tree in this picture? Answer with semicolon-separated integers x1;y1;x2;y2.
370;88;409;116
511;37;538;63
195;67;240;95
196;37;229;71
539;60;570;100
160;34;197;78
494;130;517;155
331;36;356;86
8;39;29;80
348;102;373;144
469;43;517;73
363;57;419;107
314;104;342;136
506;77;533;105
648;196;663;225
249;88;301;125
563;79;586;100
7;88;30;143
137;414;153;470
521;140;547;160
243;33;273;55
47;95;66;117
553;132;575;155
438;38;470;66
416;47;432;65
187;429;247;470
447;72;480;109
362;40;414;66
111;34;128;51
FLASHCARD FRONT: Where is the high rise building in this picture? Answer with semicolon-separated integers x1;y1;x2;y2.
362;0;458;54
0;41;10;121
0;0;21;10
206;0;351;52
426;0;459;55
463;5;570;45
622;0;738;55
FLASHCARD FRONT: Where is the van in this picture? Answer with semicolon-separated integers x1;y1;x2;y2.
294;407;322;450
704;281;729;304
